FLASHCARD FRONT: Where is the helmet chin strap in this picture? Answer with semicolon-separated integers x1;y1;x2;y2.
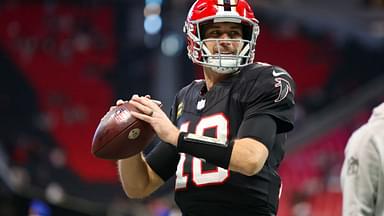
202;46;239;74
207;59;239;74
211;67;239;74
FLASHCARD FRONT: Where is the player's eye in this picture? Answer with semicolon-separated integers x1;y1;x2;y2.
206;30;220;37
228;30;242;38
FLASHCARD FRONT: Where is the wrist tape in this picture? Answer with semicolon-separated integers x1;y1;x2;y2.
177;132;234;169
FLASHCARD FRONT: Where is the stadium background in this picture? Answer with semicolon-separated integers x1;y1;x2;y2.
0;0;383;215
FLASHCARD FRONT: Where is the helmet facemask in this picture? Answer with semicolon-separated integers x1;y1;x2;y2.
202;37;251;74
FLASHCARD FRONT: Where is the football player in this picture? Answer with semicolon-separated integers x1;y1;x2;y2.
118;0;296;215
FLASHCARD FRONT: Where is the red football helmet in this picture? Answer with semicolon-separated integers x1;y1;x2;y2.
184;0;260;74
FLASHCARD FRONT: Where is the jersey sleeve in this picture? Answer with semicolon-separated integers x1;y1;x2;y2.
145;95;180;181
340;128;380;215
242;65;295;133
237;114;277;151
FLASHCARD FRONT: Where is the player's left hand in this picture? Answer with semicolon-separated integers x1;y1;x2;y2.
129;95;180;145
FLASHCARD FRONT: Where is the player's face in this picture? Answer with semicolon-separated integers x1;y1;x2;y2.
203;22;244;56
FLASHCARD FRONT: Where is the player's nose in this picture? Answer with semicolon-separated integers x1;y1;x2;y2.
218;34;232;46
219;32;231;40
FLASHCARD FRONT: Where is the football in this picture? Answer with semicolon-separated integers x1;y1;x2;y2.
91;102;156;160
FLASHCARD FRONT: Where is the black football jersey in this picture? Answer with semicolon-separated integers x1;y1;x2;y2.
146;63;295;215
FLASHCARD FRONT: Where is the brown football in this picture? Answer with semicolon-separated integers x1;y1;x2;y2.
91;102;156;160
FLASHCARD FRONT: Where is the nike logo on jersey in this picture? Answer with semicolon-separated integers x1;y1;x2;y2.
272;69;291;78
274;77;292;103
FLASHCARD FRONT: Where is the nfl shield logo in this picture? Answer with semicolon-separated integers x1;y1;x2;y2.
196;98;206;111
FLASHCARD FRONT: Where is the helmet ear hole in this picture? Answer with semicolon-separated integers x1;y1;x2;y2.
242;24;252;41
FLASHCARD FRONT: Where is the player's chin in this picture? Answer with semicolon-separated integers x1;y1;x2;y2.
213;53;237;57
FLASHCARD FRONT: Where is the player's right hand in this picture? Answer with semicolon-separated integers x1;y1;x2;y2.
129;95;180;146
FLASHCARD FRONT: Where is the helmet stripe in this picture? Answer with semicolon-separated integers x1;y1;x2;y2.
223;0;231;11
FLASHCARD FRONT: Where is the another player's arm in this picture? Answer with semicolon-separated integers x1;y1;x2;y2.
340;133;380;214
118;154;164;199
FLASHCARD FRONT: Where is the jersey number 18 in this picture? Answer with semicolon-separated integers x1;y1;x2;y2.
175;114;230;189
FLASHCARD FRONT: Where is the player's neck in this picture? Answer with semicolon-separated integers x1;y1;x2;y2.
203;68;231;91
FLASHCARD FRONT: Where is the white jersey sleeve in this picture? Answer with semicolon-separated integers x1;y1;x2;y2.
340;103;384;216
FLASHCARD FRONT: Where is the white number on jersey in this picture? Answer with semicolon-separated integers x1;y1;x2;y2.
175;114;230;189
